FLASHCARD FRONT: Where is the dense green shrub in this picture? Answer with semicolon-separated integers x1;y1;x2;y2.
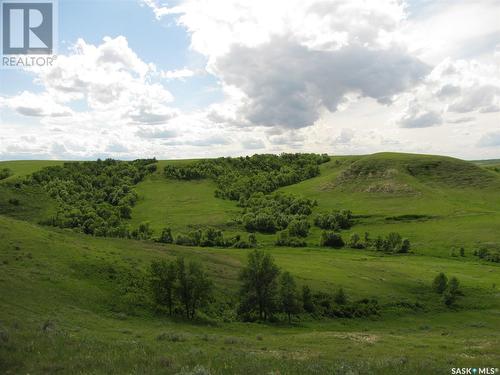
0;168;12;180
240;192;316;234
164;153;330;201
320;232;345;248
28;158;157;237
373;232;411;253
275;230;307;247
474;245;500;263
314;209;353;230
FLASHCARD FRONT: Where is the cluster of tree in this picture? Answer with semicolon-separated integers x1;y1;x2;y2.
29;159;157;237
0;168;12;180
432;273;463;307
238;250;380;322
473;246;500;263
150;257;213;319
319;231;410;253
154;226;257;249
373;232;411;253
164;153;330;201
239;192;316;234
314;209;353;230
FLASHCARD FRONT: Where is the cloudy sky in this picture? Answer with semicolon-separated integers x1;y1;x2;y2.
0;0;499;160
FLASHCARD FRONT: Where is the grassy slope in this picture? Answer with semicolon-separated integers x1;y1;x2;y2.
281;153;500;256
1;215;499;374
0;160;65;182
130;161;239;234
1;154;500;373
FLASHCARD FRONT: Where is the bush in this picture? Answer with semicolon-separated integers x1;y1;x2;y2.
157;227;174;244
287;219;310;238
432;273;448;294
0;168;12;180
320;232;345;248
275;230;307;247
314;210;353;230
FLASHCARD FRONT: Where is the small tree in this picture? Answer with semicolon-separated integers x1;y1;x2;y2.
158;227;174;244
459;247;465;257
302;285;314;313
349;233;363;249
432;272;448;294
320;232;345;248
333;287;347;305
279;272;301;323
248;233;257;247
238;250;280;321
150;259;177;315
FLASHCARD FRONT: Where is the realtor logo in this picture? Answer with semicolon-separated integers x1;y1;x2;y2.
1;0;54;55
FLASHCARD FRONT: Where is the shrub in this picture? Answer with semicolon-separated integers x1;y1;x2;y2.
320;232;345;248
157;227;174;244
275;230;307;247
432;273;448;294
314;210;353;230
0;168;12;180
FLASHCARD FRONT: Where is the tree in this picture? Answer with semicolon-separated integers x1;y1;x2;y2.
279;272;301;323
158;227;173;244
238;250;280;321
302;285;314;313
459;247;465;257
443;277;462;307
432;273;448;294
287;219;310;238
248;233;257;247
150;260;177;315
175;257;213;319
188;261;214;318
333;287;347;305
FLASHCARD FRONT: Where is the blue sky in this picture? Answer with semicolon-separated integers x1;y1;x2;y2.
0;0;499;160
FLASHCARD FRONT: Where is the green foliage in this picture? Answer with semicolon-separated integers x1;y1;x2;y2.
238;250;280;321
275;230;307;247
311;292;379;318
320;232;345;248
287;219;310;238
333;288;347;305
28;159;157;237
0;168;13;180
474;245;500;263
432;273;448;294
150;259;177;315
164;153;330;201
302;285;314;313
157;227;174;244
374;232;411;253
314;209;353;230
348;233;365;249
279;272;301;323
443;277;462;307
240;192;316;234
131;222;153;240
174;257;214;319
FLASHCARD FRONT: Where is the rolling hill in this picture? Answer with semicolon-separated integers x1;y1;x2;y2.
1;153;499;374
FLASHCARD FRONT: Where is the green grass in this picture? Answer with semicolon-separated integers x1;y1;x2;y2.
1;153;500;374
130;161;239;234
0;160;65;182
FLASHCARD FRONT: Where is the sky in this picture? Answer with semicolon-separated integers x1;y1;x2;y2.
0;0;499;161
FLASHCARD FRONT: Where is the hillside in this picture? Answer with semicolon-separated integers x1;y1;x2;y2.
1;153;500;374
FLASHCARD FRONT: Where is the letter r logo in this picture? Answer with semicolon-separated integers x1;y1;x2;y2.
2;1;54;54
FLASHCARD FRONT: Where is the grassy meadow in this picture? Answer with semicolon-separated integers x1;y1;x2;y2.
1;153;499;374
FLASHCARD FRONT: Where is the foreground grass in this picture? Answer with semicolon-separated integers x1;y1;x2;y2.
1;215;499;374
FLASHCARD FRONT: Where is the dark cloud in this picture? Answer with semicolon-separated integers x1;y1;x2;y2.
215;37;429;129
398;110;443;128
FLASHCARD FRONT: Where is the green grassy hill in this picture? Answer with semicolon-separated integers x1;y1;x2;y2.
1;153;499;374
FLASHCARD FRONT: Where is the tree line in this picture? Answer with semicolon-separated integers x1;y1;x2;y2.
164;153;330;201
150;250;381;323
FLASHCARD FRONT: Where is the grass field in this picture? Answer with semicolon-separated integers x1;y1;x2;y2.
1;153;499;374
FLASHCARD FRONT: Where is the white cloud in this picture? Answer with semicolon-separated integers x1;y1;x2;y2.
161;68;196;80
478;132;500;147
